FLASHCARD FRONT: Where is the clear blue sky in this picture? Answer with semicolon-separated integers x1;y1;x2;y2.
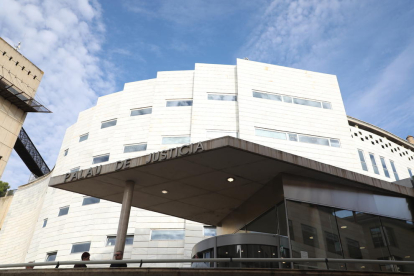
1;0;414;189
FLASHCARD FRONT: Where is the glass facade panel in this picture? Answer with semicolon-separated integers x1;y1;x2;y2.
390;160;399;180
330;139;341;147
124;143;147;153
92;154;109;164
283;95;292;103
246;207;278;234
253;91;282;102
79;133;88;142
335;210;391;271
46;252;57;262
298;135;329;146
166;100;193;107
358;150;368;171
288;133;298;141
150;230;185;240
162;136;190;144
131;107;152;116
71;242;91;253
380;157;390;178
82;197;100;206
64;149;68;156
58;206;69;216
208;94;237;101
369;153;380;175
287;201;343;270
293;98;322;108
255;129;286;140
217;244;279;268
408;168;413;178
101;120;117;129
322;102;332;109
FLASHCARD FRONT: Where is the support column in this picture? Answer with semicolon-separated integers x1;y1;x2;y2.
114;180;135;255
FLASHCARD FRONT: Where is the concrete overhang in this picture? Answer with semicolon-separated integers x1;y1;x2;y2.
49;137;414;226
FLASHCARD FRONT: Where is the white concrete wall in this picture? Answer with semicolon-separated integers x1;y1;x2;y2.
1;59;412;266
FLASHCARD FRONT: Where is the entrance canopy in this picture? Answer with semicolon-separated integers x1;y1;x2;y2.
50;137;413;226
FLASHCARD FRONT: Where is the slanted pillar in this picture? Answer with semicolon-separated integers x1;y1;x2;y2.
114;180;135;255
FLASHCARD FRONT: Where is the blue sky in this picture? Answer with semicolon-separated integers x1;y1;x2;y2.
1;0;414;189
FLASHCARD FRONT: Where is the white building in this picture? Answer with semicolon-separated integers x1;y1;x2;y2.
0;59;413;268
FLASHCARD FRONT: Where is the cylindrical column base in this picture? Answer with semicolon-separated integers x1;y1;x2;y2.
114;180;135;256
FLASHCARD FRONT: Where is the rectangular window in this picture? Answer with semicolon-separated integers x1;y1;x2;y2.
293;98;322;108
70;167;80;173
330;139;341;147
124;143;147;153
390;160;399;180
253;91;282;102
383;226;397;247
46;252;57;262
82;197;100;206
206;130;238;139
408;168;413;178
283;95;292;103
322;102;332;109
370;227;385;248
301;224;319;247
369;153;380;175
288;133;298;141
58;206;69;217
79;133;88;142
131;107;152;116
150;229;185;240
101;119;117;129
208;94;237;101
346;238;362;259
162;136;190;144
255;128;286;140
325;231;341;255
106;235;134;246
298;134;329;146
203;226;217;237
64;149;69;156
71;242;91;254
166;100;193;107
380;157;390;178
92;154;110;164
43;219;48;228
358;149;368;171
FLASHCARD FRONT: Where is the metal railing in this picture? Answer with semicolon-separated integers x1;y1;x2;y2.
0;258;413;269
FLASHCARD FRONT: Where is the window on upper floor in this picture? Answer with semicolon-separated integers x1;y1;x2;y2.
408;168;413;178
255;128;286;140
358;149;368;171
203;226;217;237
42;218;48;228
64;149;69;156
380;157;390;178
298;134;329;146
369;153;380;175
166;100;193;107
79;133;88;142
162;136;190;144
150;229;185;240
101;119;117;129
293;98;322;108
206;130;238;139
301;224;319;247
322;102;332;109
45;252;57;262
92;154;110;164
82;197;100;206
253;91;282;102
390;160;399;181
70;167;80;173
71;242;91;254
106;235;134;246
131;107;152;116
124;143;147;153
58;206;69;217
207;94;237;101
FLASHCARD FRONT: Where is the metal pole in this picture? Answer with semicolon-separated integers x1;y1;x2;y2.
114;180;135;255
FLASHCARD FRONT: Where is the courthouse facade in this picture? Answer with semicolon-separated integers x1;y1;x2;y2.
0;59;413;272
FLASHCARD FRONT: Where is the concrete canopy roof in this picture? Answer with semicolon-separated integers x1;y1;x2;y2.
49;137;414;226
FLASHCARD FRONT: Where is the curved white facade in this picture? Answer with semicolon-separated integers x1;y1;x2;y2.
0;59;413;266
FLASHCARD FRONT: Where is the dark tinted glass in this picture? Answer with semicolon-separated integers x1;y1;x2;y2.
124;144;147;153
101;120;117;129
92;154;109;164
79;134;88;142
131;108;152;116
71;242;91;253
82;197;100;206
43;219;48;228
46;252;57;261
166;100;193;107
58;206;69;216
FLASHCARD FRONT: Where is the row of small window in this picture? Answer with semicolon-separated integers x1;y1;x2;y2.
256;128;341;147
44;228;217;261
253;91;332;109
358;149;413;181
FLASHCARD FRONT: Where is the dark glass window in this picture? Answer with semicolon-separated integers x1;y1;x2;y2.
82;197;100;206
131;107;152;116
380;157;390;178
166;100;193;107
124;143;147;153
370;227;385;248
92;154;109;164
358;149;368;171
322;102;332;109
208;94;237;101
288;220;295;240
106;235;134;246
101;119;117;129
301;224;319;247
79;133;88;142
325;231;341;255
46;252;57;262
71;242;91;253
64;149;69;156
42;219;48;228
346;238;362;259
58;206;69;216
